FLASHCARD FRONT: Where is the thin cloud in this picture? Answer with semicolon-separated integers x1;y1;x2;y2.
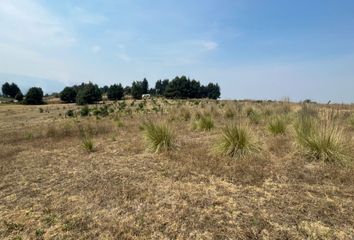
91;45;102;54
0;0;76;48
201;40;218;51
72;6;107;25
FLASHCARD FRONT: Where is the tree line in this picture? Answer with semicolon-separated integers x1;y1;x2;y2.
1;76;220;105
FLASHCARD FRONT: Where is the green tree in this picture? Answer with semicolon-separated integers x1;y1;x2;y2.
76;83;102;105
1;82;10;97
1;82;21;98
155;79;169;96
131;81;144;99
24;87;44;105
15;92;24;101
164;76;190;99
142;78;149;94
60;87;77;103
206;83;221;99
107;84;124;100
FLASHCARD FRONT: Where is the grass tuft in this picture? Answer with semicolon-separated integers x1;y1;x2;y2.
294;112;350;163
144;122;175;153
193;115;214;131
268;116;287;135
215;124;260;158
79;125;94;153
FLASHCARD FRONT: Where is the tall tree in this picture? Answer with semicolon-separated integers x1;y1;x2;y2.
60;87;77;103
1;82;21;98
1;82;10;97
24;87;44;105
107;84;124;100
206;83;221;99
76;82;102;105
131;81;144;99
142;78;149;94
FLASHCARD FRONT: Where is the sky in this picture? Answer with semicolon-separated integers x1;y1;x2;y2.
0;0;354;102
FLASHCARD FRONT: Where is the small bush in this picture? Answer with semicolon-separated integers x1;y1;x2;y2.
294;113;350;163
78;126;94;153
143;122;175;153
268;116;287;135
80;106;90;117
214;124;260;158
193;115;214;131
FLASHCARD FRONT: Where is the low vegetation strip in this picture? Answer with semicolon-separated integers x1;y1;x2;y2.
0;99;354;239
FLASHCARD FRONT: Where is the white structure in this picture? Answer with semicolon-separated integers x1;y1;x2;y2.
142;94;151;99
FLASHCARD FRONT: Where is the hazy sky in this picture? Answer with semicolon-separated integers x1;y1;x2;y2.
0;0;354;102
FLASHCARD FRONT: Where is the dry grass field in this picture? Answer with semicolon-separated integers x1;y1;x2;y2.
1;99;354;239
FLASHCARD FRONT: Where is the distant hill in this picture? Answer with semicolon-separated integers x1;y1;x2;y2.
0;73;65;95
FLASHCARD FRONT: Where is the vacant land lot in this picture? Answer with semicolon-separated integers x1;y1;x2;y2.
1;99;354;239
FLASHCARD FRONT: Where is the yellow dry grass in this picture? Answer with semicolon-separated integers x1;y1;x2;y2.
0;99;354;239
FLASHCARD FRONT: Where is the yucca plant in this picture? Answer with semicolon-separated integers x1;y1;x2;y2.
248;111;261;125
268;116;287;135
144;122;175;153
294;112;350;163
78;125;94;152
215;124;260;158
81;136;94;152
193;115;214;131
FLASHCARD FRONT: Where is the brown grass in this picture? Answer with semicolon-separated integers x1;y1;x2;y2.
0;99;354;239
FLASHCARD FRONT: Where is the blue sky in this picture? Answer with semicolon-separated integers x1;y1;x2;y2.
0;0;354;102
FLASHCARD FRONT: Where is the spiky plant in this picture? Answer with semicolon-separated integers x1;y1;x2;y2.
248;111;261;125
78;125;94;152
144;122;175;153
193;115;214;131
215;124;260;158
268;116;287;135
294;112;350;163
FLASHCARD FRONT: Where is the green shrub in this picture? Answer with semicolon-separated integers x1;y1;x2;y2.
294;113;350;163
143;122;175;153
268;116;287;135
80;106;90;117
193;115;214;131
215;124;260;158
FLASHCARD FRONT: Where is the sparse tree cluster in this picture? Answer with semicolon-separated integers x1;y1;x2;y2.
1;82;22;99
1;76;221;105
161;76;220;99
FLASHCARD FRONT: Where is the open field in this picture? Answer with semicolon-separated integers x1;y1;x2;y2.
1;99;354;239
